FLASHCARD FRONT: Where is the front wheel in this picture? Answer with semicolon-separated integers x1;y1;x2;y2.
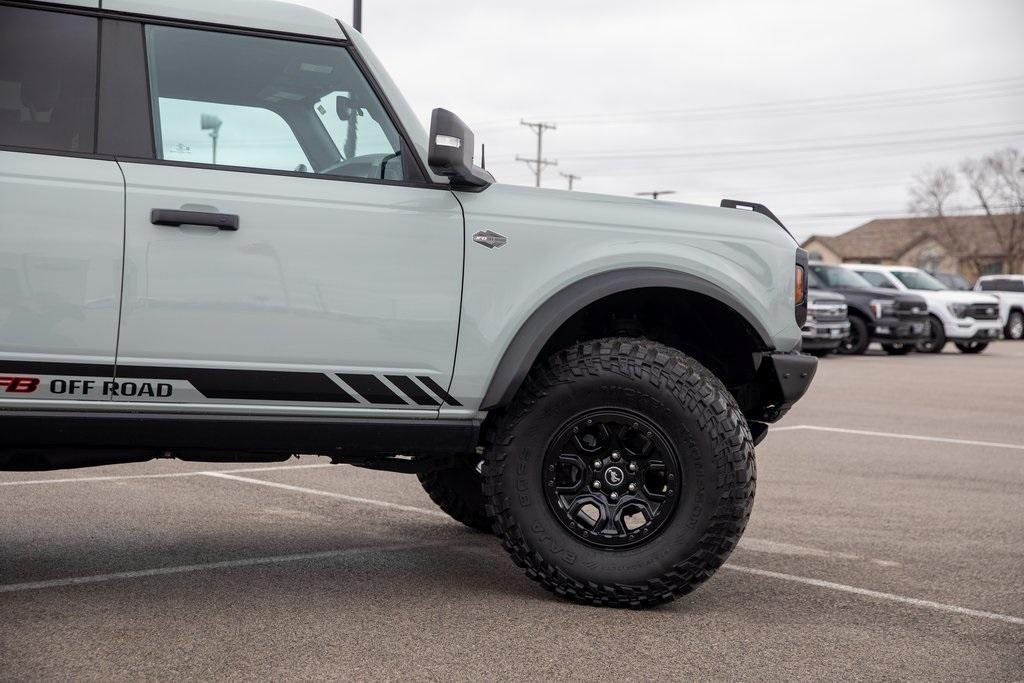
955;341;989;354
484;338;755;608
917;316;947;353
837;316;870;355
1005;311;1024;340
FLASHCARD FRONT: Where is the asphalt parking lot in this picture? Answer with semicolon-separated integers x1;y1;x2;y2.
1;343;1022;680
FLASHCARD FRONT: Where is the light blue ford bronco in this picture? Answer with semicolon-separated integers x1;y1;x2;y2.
0;0;816;606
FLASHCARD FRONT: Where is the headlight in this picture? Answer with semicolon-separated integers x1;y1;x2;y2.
869;299;895;319
948;303;971;318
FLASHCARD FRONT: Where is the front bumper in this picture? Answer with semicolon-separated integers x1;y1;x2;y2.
872;316;928;344
944;319;1002;341
801;319;850;349
743;352;818;428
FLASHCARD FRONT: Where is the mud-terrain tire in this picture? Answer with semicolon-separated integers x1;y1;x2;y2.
417;462;492;533
838;316;870;355
483;338;755;608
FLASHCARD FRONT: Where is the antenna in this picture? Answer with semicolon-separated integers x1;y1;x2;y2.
352;0;362;31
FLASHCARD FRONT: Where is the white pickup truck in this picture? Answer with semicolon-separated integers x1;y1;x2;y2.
847;265;1002;353
976;275;1024;340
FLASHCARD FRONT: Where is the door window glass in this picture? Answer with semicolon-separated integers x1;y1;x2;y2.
145;25;406;181
156;98;311;172
856;271;898;289
0;6;97;153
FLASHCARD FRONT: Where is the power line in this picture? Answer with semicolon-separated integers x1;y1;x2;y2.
782;204;1018;222
515;120;558;187
475;75;1024;130
565;132;1024;177
560;127;1024;162
552;120;1024;159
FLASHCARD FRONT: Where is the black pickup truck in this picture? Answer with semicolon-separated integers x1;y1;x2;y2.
809;264;929;355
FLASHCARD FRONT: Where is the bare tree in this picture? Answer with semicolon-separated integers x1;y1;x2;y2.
909;147;1024;275
960;148;1024;273
908;166;983;275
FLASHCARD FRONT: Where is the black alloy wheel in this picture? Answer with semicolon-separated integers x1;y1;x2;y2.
542;411;682;549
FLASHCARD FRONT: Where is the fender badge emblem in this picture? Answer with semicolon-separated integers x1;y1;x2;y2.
473;230;507;249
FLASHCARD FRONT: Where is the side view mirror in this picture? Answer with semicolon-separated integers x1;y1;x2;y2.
428;108;493;189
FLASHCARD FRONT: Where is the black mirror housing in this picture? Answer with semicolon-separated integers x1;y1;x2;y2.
428;108;493;189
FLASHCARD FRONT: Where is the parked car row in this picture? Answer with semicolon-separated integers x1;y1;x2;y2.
802;263;1020;356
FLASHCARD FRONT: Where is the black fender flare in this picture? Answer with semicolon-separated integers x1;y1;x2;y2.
480;268;775;409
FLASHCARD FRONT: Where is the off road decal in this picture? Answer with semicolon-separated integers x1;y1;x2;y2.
0;361;461;407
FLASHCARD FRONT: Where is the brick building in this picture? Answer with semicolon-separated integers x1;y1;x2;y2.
802;214;1021;281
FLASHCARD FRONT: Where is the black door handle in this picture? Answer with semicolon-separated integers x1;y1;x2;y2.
151;209;239;231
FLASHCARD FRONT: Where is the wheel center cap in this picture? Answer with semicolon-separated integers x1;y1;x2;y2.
604;466;625;487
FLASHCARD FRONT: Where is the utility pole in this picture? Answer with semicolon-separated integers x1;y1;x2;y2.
636;190;676;200
352;0;362;31
516;120;557;187
560;172;581;191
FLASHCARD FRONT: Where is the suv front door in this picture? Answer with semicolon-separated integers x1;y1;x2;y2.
114;25;464;414
0;6;120;405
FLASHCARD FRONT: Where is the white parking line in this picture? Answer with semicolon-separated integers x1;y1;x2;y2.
736;537;900;567
724;564;1024;626
204;473;1022;626
0;463;336;487
771;424;1024;451
201;471;450;518
3;468;1021;626
0;541;455;594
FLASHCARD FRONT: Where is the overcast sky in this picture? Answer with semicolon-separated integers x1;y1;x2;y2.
296;0;1024;241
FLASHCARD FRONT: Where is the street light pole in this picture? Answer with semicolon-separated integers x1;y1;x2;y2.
353;0;362;31
200;114;223;165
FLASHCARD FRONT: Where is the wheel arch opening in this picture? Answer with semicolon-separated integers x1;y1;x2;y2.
481;276;775;414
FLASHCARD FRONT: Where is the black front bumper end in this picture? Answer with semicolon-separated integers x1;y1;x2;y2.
741;352;818;444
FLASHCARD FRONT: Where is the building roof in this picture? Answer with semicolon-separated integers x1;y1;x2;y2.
802;214;1016;260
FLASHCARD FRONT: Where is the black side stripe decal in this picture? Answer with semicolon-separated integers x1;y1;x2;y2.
385;375;439;407
119;366;359;403
0;360;456;407
417;376;462;407
337;374;407;405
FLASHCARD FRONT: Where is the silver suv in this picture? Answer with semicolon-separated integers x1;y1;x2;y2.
0;0;815;607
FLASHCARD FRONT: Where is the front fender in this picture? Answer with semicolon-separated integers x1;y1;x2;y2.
445;184;802;413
